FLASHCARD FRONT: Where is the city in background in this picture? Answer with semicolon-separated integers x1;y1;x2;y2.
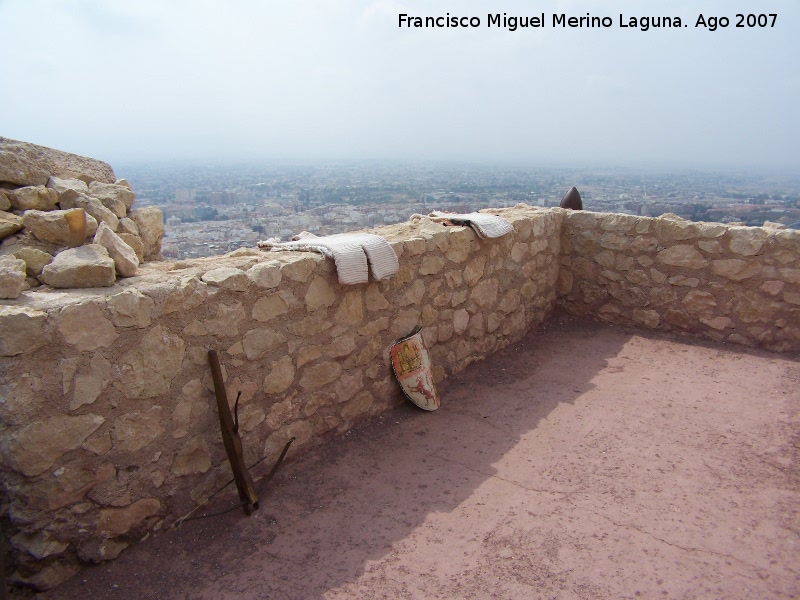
118;162;800;260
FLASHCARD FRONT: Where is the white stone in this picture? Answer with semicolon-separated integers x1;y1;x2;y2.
47;176;89;196
201;267;249;291
0;256;26;298
23;208;87;247
247;261;282;288
305;275;336;311
0;210;23;239
119;326;184;399
94;222;139;277
40;244;116;288
9;185;59;211
107;289;154;328
0;306;48;356
60;193;119;231
243;327;286;360
129;206;164;259
58;301;118;351
656;245;708;270
264;355;295;394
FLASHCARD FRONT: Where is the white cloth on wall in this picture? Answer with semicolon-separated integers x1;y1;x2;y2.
257;231;399;285
426;211;514;239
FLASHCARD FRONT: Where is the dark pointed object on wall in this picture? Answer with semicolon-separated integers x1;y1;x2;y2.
560;187;583;210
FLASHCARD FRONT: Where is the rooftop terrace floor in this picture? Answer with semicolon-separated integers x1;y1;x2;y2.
38;318;800;599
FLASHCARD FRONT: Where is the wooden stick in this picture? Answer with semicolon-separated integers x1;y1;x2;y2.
208;349;258;514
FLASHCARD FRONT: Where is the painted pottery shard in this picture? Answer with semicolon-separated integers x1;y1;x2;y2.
390;328;440;411
560;187;583;210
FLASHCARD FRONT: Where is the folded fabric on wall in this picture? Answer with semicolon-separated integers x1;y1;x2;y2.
426;211;514;239
257;231;399;285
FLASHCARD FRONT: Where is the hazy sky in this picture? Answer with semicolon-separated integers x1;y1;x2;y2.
1;0;798;169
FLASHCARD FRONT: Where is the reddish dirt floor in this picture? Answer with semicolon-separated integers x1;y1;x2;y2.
25;318;800;599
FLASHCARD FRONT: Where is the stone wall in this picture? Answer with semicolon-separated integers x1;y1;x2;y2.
1;137;165;299
557;211;800;352
0;206;563;589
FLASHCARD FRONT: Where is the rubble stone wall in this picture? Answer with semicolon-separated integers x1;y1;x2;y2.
0;206;563;589
557;210;800;352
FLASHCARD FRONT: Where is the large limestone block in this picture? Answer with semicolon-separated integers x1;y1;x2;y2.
10;531;69;560
129;206;164;259
242;327;286;360
9;185;59;211
655;245;708;270
46;176;89;196
117;217;139;236
711;259;762;282
58;301;118;351
0;255;26;298
107;288;154;328
113;406;165;452
88;181;135;211
470;278;500;308
60;193;119;231
252;294;289;321
0;305;48;355
682;290;717;317
0;210;23;239
13;247;52;276
0;137;116;185
22;208;87;247
299;361;342;391
94;222;139;277
40;244;116;288
2;414;105;476
201;267;249;290
118;232;144;262
97;498;160;536
305;275;337;311
171;437;211;476
652;215;702;241
247;260;282;288
183;302;245;337
119;325;185;399
263;355;295;394
728;226;770;256
71;353;112;410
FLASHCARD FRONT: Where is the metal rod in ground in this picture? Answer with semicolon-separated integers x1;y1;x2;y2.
208;348;258;514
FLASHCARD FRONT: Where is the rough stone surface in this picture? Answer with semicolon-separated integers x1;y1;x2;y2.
118;233;145;262
22;208;87;247
3;205;800;590
0;210;24;239
60;193;120;231
47;176;89;196
97;498;160;536
0;255;26;298
9;185;59;211
0;305;48;356
129;206;164;259
201;267;248;291
0;137;116;186
560;211;800;351
40;244;116;288
59;301;118;351
118;326;185;399
2;414;105;476
88;181;135;211
12;247;52;276
94;222;139;277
